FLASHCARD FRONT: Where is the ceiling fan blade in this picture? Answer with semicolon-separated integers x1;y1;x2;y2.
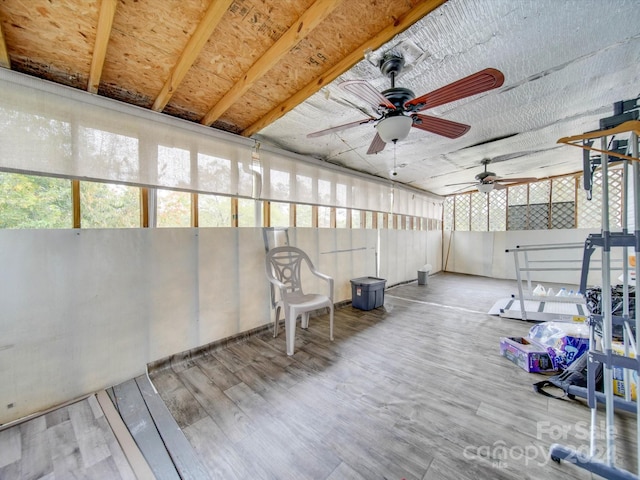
493;183;507;190
307;117;375;138
340;80;396;110
412;114;470;139
444;181;478;187
366;132;386;155
405;68;504;112
495;177;538;183
453;184;476;193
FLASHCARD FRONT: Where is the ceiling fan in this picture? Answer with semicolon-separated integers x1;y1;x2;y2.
446;158;537;193
307;51;504;154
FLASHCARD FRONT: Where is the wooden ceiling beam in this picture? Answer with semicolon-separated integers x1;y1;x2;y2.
152;0;234;112
200;0;342;127
242;0;447;137
87;0;118;93
0;20;10;69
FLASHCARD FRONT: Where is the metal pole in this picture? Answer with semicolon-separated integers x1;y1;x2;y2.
512;250;527;321
601;134;616;467
632;131;640;477
622;159;632;403
524;250;533;294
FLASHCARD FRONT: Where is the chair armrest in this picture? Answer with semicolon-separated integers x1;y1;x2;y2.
311;270;334;301
265;274;287;291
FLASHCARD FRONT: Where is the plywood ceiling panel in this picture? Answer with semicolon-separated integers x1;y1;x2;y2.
0;0;100;89
5;0;627;197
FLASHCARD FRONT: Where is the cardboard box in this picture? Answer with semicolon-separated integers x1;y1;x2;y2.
500;337;555;373
612;342;637;401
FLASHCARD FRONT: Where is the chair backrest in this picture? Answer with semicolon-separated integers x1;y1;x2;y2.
265;246;314;295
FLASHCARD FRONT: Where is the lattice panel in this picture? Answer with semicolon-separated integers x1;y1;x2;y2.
608;168;623;228
508;184;528;206
455;194;470;231
470;192;488;231
489;188;507;231
508;205;528;230
578;171;602;228
552;176;575;202
551;201;575;229
529;180;550;204
443;196;454;231
529;203;549;230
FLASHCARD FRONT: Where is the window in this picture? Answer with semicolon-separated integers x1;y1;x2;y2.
351;210;361;229
80;181;140;228
237;198;257;227
157;190;191;227
0;172;72;228
270;201;290;228
199;194;231;227
318;206;331;228
336;208;347;228
296;204;312;227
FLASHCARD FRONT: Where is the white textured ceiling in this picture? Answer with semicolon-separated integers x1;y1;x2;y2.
257;0;640;197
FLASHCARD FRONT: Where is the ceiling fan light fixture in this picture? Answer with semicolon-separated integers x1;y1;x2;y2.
477;182;494;194
376;115;413;143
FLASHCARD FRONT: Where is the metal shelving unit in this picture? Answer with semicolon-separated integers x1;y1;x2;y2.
548;103;640;479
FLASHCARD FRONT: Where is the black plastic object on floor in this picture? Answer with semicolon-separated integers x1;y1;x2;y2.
533;350;603;399
584;285;636;339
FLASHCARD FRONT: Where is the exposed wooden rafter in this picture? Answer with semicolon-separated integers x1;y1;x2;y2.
87;0;117;93
0;20;10;69
152;0;234;112
200;0;342;127
241;0;447;137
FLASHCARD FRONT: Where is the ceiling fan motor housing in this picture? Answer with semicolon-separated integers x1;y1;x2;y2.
382;87;415;110
475;171;496;182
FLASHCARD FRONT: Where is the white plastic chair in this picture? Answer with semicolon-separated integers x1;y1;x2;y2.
265;246;334;355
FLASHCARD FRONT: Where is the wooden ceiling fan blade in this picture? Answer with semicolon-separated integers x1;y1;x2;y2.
444;181;477;187
340;80;396;110
493;183;507;190
366;132;386;155
412;114;470;139
405;68;504;112
496;177;538;183
307;117;375;138
453;184;477;193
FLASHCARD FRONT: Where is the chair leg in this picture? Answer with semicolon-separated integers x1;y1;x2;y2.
301;312;310;329
285;309;297;356
273;305;282;338
329;305;334;341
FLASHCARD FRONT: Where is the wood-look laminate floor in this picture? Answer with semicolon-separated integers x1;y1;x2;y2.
0;395;135;479
2;273;636;479
150;272;638;480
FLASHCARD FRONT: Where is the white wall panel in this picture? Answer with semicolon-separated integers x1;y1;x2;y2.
0;225;434;424
445;228;617;287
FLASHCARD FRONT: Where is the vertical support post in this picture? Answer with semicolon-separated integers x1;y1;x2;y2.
231;197;239;227
632;131;640;477
622;159;631;403
290;203;296;227
191;193;199;228
263;200;271;228
600;134;615;467
72;180;81;229
140;188;149;228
